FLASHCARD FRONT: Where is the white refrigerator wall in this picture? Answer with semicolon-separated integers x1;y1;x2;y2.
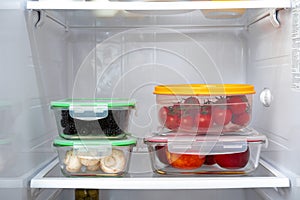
247;8;300;200
0;0;68;199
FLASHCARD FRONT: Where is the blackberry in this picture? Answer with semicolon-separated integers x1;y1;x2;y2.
60;109;128;137
68;116;75;124
63;126;70;135
61;110;69;118
69;124;78;135
98;110;124;136
61;110;74;122
60;118;68;128
63;123;77;135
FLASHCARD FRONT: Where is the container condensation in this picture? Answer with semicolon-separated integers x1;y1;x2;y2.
153;84;255;134
144;129;267;175
54;136;136;177
51;98;135;140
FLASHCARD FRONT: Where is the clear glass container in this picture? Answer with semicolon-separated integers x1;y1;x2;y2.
51;98;135;140
144;129;267;175
54;136;136;177
153;84;255;134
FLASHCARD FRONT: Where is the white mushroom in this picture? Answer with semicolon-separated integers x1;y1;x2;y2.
64;150;72;165
79;157;100;167
87;162;101;171
100;149;126;173
64;150;82;173
77;150;101;167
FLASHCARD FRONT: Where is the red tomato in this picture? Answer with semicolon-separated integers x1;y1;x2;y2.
212;106;232;126
194;105;212;132
158;106;169;125
180;115;194;131
201;104;212;115
165;114;180;130
215;148;250;169
166;149;206;170
227;95;248;115
232;112;250;126
183;97;200;117
195;113;212;130
170;104;182;116
184;97;200;105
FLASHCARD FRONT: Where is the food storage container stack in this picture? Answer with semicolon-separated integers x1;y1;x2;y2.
145;84;268;175
50;98;137;176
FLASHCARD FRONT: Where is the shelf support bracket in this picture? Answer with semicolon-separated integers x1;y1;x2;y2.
269;9;280;28
33;10;45;29
247;8;282;29
32;10;69;32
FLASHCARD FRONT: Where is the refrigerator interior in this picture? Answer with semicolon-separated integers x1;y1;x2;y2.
1;0;299;199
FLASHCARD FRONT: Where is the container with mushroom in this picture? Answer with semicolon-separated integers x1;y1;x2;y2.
54;136;136;177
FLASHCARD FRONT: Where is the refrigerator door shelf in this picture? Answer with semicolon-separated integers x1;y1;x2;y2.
30;158;290;190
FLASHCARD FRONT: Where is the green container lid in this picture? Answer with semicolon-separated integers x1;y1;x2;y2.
51;98;135;109
53;136;137;147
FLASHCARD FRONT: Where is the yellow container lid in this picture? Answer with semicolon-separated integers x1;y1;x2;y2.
153;84;255;96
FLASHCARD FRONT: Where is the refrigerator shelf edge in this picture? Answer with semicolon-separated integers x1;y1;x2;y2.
30;158;290;190
26;0;291;10
0;154;56;189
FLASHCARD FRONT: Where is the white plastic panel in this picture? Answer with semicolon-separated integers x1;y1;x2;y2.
0;0;69;196
246;6;300;173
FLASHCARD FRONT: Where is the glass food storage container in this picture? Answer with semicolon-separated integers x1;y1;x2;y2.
53;136;136;177
51;98;135;140
153;84;255;134
144;129;267;175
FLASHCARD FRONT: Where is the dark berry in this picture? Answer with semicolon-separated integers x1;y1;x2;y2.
63;126;70;134
98;110;124;136
61;110;69;118
60;110;128;137
60;119;68;128
69;124;77;135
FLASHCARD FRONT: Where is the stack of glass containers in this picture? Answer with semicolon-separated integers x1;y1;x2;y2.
145;84;268;175
51;98;137;177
